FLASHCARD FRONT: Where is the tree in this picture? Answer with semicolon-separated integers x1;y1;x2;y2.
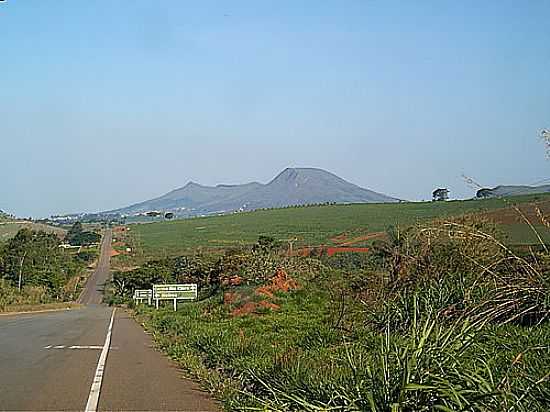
432;188;449;202
65;222;101;246
476;188;493;199
541;128;550;158
68;222;83;236
253;235;280;254
2;228;69;292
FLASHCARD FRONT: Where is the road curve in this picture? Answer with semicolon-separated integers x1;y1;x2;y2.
0;229;219;411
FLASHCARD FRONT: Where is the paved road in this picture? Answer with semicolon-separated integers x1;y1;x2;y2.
78;229;112;305
0;230;218;411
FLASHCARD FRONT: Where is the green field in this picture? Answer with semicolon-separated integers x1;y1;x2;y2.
0;222;66;242
130;194;550;257
502;223;550;245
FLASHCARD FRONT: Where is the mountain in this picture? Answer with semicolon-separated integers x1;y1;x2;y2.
109;168;398;218
477;184;550;198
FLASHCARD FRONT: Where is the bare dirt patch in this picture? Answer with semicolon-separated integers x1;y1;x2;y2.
229;269;298;317
338;232;385;246
256;268;299;298
482;200;550;225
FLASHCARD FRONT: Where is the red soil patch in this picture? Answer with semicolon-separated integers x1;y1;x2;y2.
230;300;281;317
113;226;127;233
223;292;239;305
230;269;298;317
296;247;313;257
330;233;349;243
256;268;299;298
222;275;243;287
327;247;370;257
258;300;280;310
229;276;243;286
255;285;274;298
110;249;120;257
231;302;258;317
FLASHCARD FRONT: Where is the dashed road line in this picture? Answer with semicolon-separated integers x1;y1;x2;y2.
43;345;105;350
69;345;103;350
85;308;116;412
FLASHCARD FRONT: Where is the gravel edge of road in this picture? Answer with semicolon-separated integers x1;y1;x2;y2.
0;303;83;316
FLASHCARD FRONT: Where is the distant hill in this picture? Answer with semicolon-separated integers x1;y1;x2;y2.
0;220;67;242
477;184;550;199
109;168;398;218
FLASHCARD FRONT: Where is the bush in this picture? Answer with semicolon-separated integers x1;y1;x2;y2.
361;217;550;330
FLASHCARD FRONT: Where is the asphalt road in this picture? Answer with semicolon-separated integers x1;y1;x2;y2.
0;230;219;411
78;229;112;305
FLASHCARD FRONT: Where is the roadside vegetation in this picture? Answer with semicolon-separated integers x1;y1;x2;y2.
0;227;99;311
110;196;550;411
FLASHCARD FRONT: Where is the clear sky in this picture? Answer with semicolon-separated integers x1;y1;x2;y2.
1;1;549;217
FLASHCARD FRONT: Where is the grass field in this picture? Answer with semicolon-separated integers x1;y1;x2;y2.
501;224;550;245
129;194;550;257
0;221;66;242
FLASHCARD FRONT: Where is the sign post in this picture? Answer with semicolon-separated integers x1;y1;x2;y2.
152;284;198;311
133;289;153;305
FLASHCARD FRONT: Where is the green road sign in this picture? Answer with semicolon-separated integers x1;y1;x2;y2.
133;289;152;299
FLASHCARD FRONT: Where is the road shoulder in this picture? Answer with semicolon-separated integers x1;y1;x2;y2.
99;309;220;411
0;302;82;316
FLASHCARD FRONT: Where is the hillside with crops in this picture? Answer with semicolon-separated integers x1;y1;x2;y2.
108;194;550;411
124;194;550;260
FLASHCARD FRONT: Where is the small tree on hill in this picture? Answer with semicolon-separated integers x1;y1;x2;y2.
476;188;493;199
432;188;449;202
541;128;550;158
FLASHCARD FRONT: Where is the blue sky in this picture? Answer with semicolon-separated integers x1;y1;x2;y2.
1;1;549;217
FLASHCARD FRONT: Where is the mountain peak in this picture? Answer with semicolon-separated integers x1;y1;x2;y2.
109;167;398;217
269;167;345;185
183;181;201;188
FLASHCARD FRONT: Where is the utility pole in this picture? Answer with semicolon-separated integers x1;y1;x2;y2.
18;251;27;291
288;237;298;255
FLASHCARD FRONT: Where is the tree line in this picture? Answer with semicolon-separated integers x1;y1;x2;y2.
0;227;98;304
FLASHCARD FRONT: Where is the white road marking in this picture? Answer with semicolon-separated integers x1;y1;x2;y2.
85;308;116;412
69;345;103;350
44;345;117;350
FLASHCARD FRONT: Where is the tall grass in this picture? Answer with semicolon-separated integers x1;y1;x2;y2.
130;211;550;411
